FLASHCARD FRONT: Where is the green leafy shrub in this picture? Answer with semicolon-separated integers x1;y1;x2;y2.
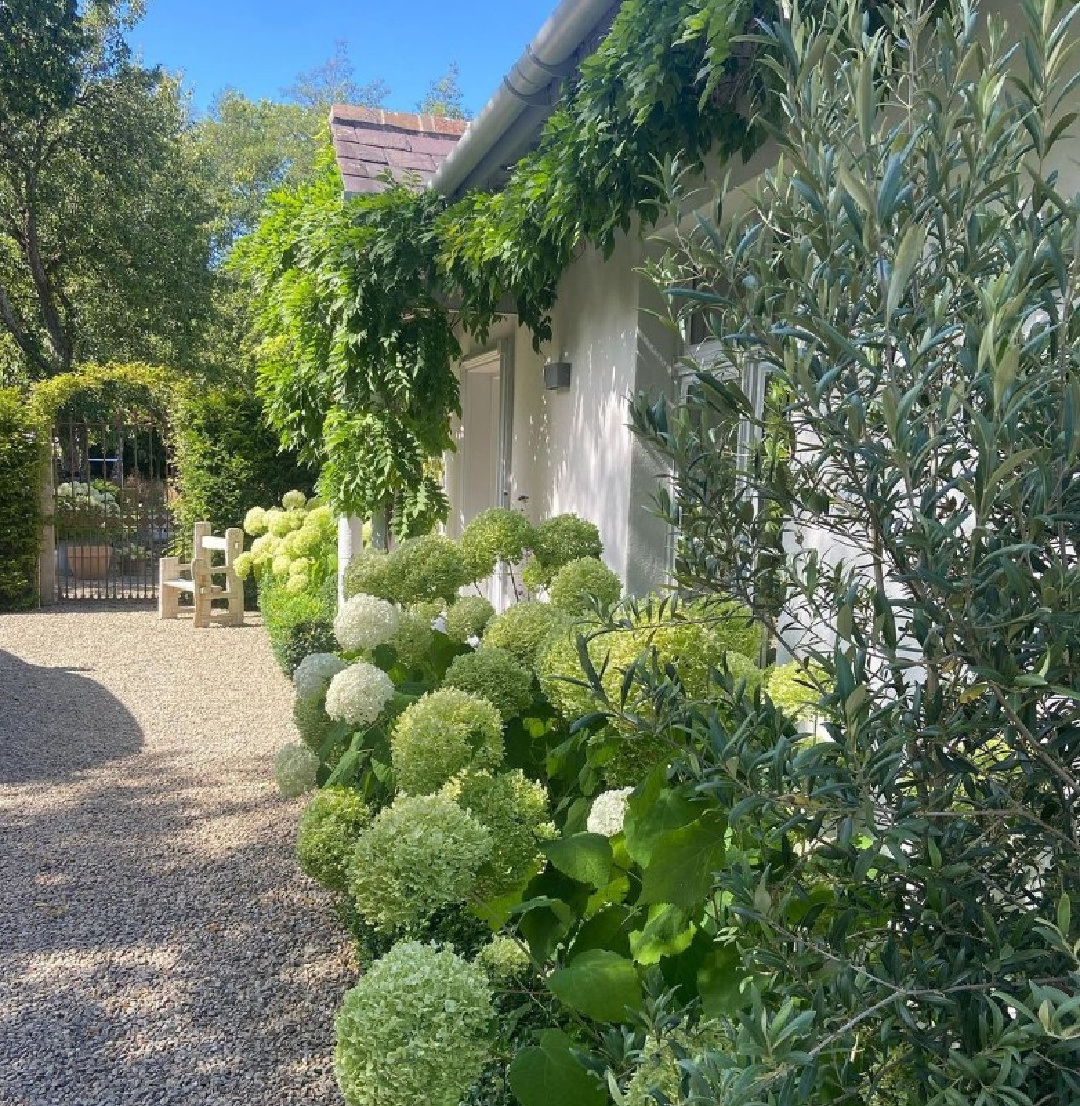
347;793;492;934
523;514;602;588
482;601;571;670
0;390;45;611
442;769;555;901
766;660;827;722
293;692;334;752
296;787;371;894
260;575;337;675
334;941;494;1106
443;647;535;721
548;556;622;616
172;389;316;548
390;688;504;796
445;595;496;643
461;507;535;579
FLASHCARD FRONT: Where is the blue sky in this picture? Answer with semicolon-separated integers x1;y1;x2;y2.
129;0;558;117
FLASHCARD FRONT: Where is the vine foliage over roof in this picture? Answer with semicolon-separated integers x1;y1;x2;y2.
238;0;767;528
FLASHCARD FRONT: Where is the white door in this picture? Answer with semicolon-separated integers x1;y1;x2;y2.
454;344;515;609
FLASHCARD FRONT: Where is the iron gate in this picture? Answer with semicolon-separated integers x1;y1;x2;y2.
53;415;174;601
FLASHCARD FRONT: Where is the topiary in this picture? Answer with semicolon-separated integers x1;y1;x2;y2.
441;769;555;901
526;514;603;587
460;508;535;580
346;793;492;934
548;556;622;616
445;595;496;644
443;647;535;722
390;688;504;796
334;941;494;1106
482;601;572;671
296;787;372;893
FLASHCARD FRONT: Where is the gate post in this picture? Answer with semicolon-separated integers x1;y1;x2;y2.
38;468;56;606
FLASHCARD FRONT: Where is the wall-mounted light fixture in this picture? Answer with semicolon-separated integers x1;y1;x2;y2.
543;356;572;391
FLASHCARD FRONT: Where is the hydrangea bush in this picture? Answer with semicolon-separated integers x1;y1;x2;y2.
443;647;534;722
334;941;494;1106
325;662;395;727
273;743;319;798
296;787;371;893
548;556;622;616
460;507;535;580
522;514;602;589
387;608;436;670
348;793;492;934
390;688;504;796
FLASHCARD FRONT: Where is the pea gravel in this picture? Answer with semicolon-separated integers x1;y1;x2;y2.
0;604;356;1106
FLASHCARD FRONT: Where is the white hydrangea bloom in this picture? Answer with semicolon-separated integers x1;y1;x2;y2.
586;787;634;837
274;743;319;798
243;506;268;536
334;593;401;652
281;489;308;510
293;652;348;700
325;662;395;726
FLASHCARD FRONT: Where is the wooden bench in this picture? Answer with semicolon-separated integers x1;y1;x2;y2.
159;522;244;628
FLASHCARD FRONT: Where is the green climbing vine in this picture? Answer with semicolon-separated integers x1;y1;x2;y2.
238;0;769;530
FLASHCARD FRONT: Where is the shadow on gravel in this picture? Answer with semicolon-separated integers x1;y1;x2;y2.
0;649;144;784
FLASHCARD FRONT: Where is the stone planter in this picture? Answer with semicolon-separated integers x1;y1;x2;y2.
65;543;112;580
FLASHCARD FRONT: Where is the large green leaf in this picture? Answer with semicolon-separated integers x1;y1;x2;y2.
509;1030;607;1106
638;813;727;909
547;949;642;1023
543;833;614;888
623;770;705;866
629;903;697;965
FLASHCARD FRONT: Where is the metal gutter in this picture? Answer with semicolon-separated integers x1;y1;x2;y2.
430;0;618;199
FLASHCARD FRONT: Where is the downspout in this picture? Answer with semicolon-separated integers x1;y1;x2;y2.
430;0;617;200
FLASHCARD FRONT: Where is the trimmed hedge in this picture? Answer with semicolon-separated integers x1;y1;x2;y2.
173;389;317;543
0;389;46;611
260;573;337;676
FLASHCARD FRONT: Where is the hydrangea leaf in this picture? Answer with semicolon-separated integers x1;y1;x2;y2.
623;769;704;867
547;949;642;1023
508;1029;607;1106
629;903;697;965
638;813;727;909
542;832;613;888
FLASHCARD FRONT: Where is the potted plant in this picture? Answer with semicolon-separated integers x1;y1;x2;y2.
55;481;119;579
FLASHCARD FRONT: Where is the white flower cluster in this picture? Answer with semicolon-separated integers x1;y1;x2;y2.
293;652;348;700
586;787;634;837
273;743;319;798
325;662;395;726
334;593;401;653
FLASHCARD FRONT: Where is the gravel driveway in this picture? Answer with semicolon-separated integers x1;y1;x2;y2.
0;605;355;1106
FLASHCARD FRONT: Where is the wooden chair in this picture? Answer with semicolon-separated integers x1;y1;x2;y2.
159;522;244;627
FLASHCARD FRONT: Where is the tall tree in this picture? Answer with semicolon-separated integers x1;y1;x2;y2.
418;62;468;119
0;0;214;379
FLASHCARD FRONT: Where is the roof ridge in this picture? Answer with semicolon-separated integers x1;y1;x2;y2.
330;103;470;137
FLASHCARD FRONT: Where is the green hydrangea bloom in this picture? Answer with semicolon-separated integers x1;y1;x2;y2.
233;551;254;580
766;660;827;720
305;504;337;539
281;489;308;510
391;689;504;795
443;647;534;721
528;514;603;585
347;793;492;934
273;743;319;797
445;596;496;644
389;609;436;670
442;769;555;901
342;548;397;602
334;941;494;1106
409;598;447;624
474;936;531;985
387;535;471;604
460;508;535;580
271;553;292;577
548;556;622;616
243;506;268;536
482;601;571;671
287;526;322;558
296;788;371;894
293;692;334;752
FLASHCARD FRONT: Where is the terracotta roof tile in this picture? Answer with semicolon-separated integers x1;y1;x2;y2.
330;104;469;196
